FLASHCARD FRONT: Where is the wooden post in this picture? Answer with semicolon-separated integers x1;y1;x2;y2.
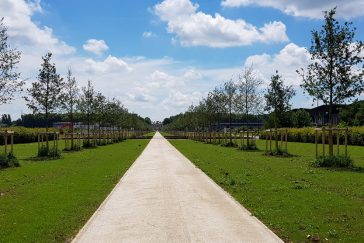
4;133;8;160
285;129;288;152
10;133;14;155
345;128;348;158
315;129;318;159
336;129;340;156
322;127;326;157
269;130;272;152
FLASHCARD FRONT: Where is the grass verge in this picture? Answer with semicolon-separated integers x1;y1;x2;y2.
0;139;150;242
169;139;364;242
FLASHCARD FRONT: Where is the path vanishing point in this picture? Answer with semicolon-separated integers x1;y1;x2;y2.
73;132;283;243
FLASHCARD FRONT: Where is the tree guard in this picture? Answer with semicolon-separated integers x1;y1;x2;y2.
1;130;14;159
264;128;288;153
315;127;348;159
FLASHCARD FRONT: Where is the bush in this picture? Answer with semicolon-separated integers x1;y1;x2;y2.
37;146;61;158
83;140;97;148
64;143;81;152
312;155;353;168
238;141;258;150
0;127;58;144
0;153;20;168
221;141;238;147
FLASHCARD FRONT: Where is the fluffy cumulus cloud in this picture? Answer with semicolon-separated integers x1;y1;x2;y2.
154;0;288;47
84;55;132;73
244;43;311;86
83;39;109;55
0;0;75;55
221;0;364;19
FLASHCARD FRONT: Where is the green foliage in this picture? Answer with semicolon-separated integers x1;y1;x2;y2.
0;18;23;105
82;140;97;148
25;52;64;129
298;8;364;124
260;126;364;146
0;153;19;168
291;109;312;128
339;100;364;126
313;155;353;168
264;71;295;129
0;126;57;144
37;145;61;158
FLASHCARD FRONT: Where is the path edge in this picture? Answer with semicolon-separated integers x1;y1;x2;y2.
71;136;154;242
164;136;284;242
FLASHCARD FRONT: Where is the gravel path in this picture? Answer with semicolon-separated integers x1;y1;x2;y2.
73;132;283;243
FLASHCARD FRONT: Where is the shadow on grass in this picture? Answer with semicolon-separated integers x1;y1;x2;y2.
320;166;364;173
26;156;62;162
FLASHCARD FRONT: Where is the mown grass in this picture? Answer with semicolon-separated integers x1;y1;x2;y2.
169;139;364;242
0;139;150;242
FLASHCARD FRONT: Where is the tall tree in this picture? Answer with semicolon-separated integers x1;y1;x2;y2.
222;79;237;144
25;52;64;149
297;8;364;156
63;68;79;149
0;18;23;105
235;65;263;127
265;71;295;150
94;92;107;144
77;80;95;144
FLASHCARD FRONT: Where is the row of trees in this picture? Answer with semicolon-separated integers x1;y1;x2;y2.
164;8;364;158
0;18;151;138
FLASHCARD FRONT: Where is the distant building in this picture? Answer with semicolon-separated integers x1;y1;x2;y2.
293;104;346;126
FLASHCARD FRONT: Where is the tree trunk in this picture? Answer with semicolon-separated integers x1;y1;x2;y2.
45;109;49;151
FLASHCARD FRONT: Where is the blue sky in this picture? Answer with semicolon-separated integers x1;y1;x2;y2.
2;0;364;121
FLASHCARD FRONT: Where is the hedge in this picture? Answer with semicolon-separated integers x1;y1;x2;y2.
259;126;364;146
0;126;58;144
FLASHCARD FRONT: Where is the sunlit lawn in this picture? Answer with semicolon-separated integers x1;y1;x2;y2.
0;139;150;242
169;139;364;242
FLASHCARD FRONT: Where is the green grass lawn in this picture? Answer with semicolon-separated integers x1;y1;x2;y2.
0;139;150;242
169;139;364;242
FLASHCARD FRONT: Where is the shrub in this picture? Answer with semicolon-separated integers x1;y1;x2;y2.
83;140;97;148
0;153;20;168
37;145;61;158
312;155;353;168
64;144;81;152
221;141;238;147
238;141;258;150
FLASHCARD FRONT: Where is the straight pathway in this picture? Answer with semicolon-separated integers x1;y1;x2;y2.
73;132;283;243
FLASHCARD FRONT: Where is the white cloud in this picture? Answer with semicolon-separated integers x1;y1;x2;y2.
244;43;311;86
83;39;109;55
1;0;75;55
84;55;132;73
142;31;155;38
154;0;288;47
221;0;364;19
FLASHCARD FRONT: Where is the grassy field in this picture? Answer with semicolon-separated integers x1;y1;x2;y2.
0;139;150;242
169;139;364;242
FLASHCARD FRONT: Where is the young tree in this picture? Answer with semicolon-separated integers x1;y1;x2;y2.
265;71;295;151
78;80;95;145
298;8;364;156
94;92;107;144
63;68;79;149
25;52;64;149
235;65;263;127
0;18;23;105
222;79;237;144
